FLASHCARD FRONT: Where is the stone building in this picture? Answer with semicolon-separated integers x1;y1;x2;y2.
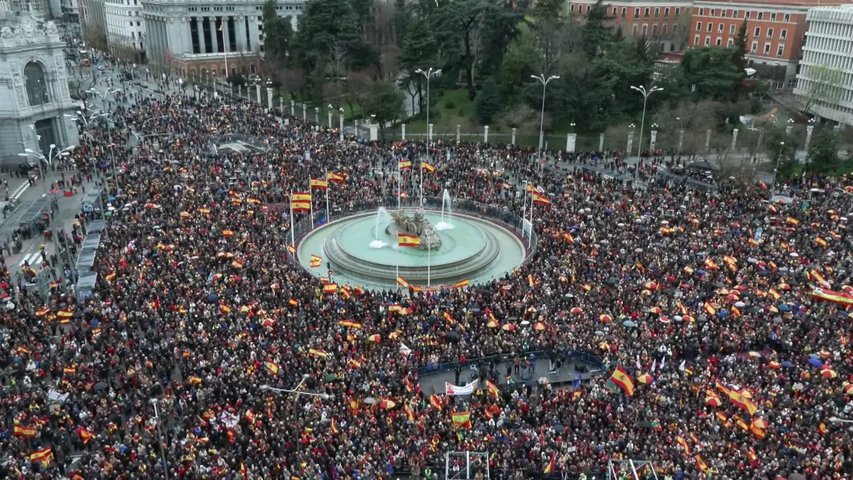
0;12;79;169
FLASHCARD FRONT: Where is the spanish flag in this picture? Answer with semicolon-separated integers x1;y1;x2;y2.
323;283;338;295
77;426;95;444
396;276;410;288
308;348;329;358
310;178;328;190
675;435;690;455
532;192;552;206
398;159;412;170
327;172;345;183
291;199;311;212
57;309;74;319
815;236;827;248
485;379;500;398
543;451;556;474
286;245;296;255
28;448;53;466
421;161;436;173
339;320;362;329
704;302;717;316
264;361;280;375
451;411;472;429
429;394;443;411
694;454;709;473
330;418;340;435
13;424;37;438
811;287;853;306
292;192;312;201
309;255;322;268
397;233;421;247
608;366;635;397
452;279;469;289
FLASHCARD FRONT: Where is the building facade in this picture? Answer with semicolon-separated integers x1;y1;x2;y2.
0;14;79;169
688;0;853;88
794;5;853;126
105;0;145;60
567;1;694;52
141;0;303;80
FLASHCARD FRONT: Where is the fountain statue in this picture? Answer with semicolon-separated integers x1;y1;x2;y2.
387;210;441;250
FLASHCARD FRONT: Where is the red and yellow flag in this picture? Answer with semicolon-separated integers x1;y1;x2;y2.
397;233;421;247
543;451;556;474
485;379;500;398
310;178;328;190
608;366;635;397
398;159;412;170
451;411;472;429
13;424;37;438
421;162;436;173
28;448;53;466
264;361;280;375
327;172;345;183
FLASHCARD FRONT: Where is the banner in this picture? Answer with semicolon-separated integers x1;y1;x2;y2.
445;379;478;396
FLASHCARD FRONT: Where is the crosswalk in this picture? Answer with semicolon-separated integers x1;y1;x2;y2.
10;181;30;201
19;252;44;267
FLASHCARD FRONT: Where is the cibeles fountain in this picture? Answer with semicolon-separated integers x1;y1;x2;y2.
296;190;528;290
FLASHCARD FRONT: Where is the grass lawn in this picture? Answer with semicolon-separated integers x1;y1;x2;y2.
405;89;481;136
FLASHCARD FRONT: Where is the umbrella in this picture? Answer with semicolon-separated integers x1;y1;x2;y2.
808;357;824;368
363;397;377;405
378;399;396;410
533;322;546;331
637;374;653;384
595;330;606;336
768;361;781;370
844;384;853;396
599;314;613;324
622;320;638;328
93;381;108;392
821;368;838;379
570;307;583;315
501;323;517;332
781;360;794;368
705;396;721;407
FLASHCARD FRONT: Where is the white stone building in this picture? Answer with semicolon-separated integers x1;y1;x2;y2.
0;13;79;169
141;0;303;79
105;0;145;59
794;5;853;127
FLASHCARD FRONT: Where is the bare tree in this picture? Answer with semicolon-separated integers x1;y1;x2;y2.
796;64;844;116
68;67;96;111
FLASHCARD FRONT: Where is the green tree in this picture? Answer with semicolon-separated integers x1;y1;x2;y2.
582;0;613;58
360;80;405;140
680;47;745;101
263;0;294;66
475;77;502;124
439;0;492;97
497;21;537;100
478;0;524;77
806;128;841;174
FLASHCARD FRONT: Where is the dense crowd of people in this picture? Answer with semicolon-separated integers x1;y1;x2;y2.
1;87;851;480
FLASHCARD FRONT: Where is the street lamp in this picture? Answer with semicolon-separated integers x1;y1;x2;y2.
771;141;785;192
414;68;441;147
531;74;560;159
829;416;853;424
327;104;334;128
338;107;345;143
629;85;663;159
676;116;685;156
150;399;170;479
19;143;75;198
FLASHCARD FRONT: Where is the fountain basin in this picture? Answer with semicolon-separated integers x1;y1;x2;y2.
297;210;526;290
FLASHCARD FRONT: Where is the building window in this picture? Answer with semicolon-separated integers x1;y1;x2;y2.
780;29;787;39
730;24;736;35
662;24;668;35
767;28;773;38
642;24;648;35
716;38;722;46
644;7;649;17
771;13;776;21
570;4;574;12
721;9;727;18
784;13;790;22
751;41;757;53
704;36;710;46
633;25;638;36
699;8;704;15
777;45;784;57
696;21;702;31
745;11;750;19
673;24;678;34
707;23;712;32
757;12;763;20
675;8;680;16
694;34;700;46
754;27;760;37
654;7;659;18
763;43;770;55
727;39;734;47
718;23;723;33
24;62;49;106
664;7;669;16
634;8;640;17
621;7;626;17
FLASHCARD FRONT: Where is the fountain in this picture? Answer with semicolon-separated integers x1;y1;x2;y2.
370;207;392;249
435;189;454;231
296;190;528;290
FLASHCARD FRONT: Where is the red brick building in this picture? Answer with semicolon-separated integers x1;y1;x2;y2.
568;1;695;52
688;0;852;88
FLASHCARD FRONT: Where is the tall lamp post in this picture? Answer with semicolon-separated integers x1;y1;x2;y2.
771;141;785;192
414;68;441;147
18;144;75;197
531;74;560;159
150;398;170;480
629;85;663;159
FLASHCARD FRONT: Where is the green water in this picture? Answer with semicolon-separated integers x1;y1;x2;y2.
297;210;526;289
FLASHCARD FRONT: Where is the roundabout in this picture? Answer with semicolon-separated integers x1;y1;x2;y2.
296;204;528;290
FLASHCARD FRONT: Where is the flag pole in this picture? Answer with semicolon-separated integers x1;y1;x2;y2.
289;191;295;247
309;185;315;230
428;240;431;287
325;170;330;223
419;158;424;208
397;160;401;210
528;200;534;249
396;235;400;292
521;181;527;239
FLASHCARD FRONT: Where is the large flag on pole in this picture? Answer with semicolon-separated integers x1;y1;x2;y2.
608;366;635;397
310;178;328;190
398;233;421;247
291;192;311;212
